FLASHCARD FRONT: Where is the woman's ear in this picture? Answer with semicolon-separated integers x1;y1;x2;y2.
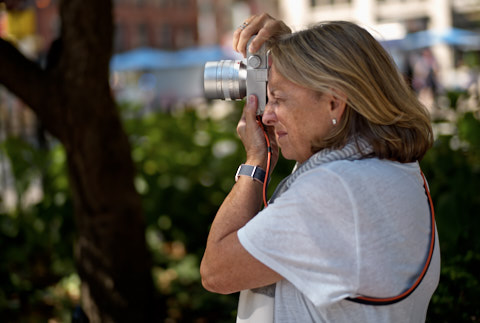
330;88;347;119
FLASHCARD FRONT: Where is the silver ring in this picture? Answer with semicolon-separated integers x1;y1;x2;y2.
239;21;249;30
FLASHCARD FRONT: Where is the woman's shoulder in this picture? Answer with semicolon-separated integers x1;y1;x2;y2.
302;158;421;187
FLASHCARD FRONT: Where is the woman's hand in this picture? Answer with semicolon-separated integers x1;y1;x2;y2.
232;13;291;58
237;95;279;171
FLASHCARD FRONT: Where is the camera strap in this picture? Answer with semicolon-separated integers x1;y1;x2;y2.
256;116;273;207
263;138;435;305
346;170;436;305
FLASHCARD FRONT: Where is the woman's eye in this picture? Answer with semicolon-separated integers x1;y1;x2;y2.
274;97;284;104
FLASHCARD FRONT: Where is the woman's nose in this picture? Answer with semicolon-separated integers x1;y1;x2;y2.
262;102;277;125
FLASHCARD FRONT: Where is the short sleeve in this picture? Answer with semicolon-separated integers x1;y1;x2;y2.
237;167;359;307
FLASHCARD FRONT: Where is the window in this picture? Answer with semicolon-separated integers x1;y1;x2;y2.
176;26;195;48
136;23;149;47
158;24;172;49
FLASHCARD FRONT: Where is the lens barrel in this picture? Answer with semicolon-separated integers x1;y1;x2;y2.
204;60;247;101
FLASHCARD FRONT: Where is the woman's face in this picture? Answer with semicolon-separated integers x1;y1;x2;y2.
262;63;341;163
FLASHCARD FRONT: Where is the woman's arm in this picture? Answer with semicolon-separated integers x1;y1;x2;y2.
200;13;291;295
200;96;282;294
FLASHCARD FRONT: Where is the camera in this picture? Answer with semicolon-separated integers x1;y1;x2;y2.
203;36;268;115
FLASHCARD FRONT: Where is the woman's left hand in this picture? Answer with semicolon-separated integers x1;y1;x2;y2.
232;13;291;58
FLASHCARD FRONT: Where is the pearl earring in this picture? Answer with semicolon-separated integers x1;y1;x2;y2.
332;118;337;125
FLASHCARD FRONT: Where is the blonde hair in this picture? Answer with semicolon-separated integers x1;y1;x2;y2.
268;21;433;162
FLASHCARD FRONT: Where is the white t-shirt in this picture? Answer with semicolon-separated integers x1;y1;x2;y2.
237;158;440;322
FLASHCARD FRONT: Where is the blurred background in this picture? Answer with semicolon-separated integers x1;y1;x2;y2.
1;0;479;322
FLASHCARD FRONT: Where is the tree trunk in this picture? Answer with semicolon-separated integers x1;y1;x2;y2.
0;0;157;321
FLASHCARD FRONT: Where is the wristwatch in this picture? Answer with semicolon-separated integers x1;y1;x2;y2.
235;164;267;184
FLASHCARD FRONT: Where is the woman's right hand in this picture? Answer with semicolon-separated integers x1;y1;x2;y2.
237;95;279;171
232;13;291;58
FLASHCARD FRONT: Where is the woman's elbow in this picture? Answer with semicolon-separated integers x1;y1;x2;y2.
201;275;229;294
200;260;232;294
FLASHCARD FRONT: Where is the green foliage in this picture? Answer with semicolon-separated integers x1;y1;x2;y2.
124;103;242;321
2;91;479;322
422;102;480;322
121;101;293;322
0;100;294;322
0;138;76;322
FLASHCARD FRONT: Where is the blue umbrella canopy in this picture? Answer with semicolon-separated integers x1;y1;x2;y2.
382;28;480;51
110;46;228;71
441;28;480;47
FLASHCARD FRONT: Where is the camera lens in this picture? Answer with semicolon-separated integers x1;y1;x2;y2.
204;60;247;101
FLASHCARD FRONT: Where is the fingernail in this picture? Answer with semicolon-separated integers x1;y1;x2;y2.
248;95;256;104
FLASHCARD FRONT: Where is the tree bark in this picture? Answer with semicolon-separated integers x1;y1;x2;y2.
0;0;156;321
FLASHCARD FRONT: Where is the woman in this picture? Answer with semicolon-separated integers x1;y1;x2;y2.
200;14;440;322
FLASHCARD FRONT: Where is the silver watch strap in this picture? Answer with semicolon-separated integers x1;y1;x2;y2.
235;164;266;184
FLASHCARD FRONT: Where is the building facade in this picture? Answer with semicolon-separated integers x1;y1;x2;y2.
113;0;278;52
278;0;480;88
113;0;199;51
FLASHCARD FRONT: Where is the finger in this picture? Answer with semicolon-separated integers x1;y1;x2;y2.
232;26;242;54
249;21;281;53
248;14;284;52
244;95;258;125
238;14;273;55
236;19;257;57
236;96;258;143
248;31;270;54
233;15;257;56
246;14;275;53
238;95;259;138
248;17;292;53
234;14;286;56
236;107;247;134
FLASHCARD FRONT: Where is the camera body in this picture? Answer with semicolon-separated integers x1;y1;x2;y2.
203;36;268;115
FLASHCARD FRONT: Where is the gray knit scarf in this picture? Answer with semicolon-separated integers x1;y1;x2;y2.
269;137;373;203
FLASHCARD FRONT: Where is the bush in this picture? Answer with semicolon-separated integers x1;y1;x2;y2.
0;138;76;322
422;96;480;322
1;93;479;321
121;101;294;322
